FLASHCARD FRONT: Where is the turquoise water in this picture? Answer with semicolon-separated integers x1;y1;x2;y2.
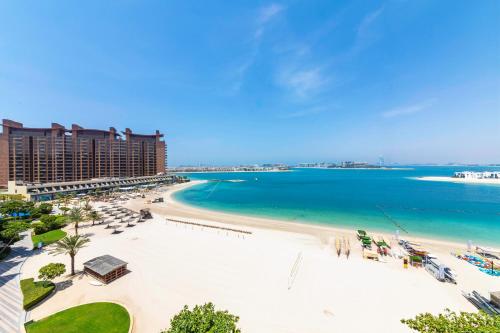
174;167;500;246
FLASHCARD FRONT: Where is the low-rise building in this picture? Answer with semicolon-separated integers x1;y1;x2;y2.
453;171;500;179
8;174;187;201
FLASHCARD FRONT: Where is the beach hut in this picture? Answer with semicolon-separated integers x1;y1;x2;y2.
83;255;128;284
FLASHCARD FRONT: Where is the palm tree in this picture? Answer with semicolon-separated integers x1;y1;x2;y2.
82;199;93;214
68;207;84;235
88;210;102;226
50;235;90;275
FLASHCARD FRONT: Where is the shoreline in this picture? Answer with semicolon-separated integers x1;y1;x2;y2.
162;180;496;252
417;176;500;185
22;181;500;333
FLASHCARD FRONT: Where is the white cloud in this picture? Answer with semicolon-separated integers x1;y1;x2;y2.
226;3;286;94
254;3;286;41
277;67;329;99
258;3;285;24
357;6;384;38
382;99;437;118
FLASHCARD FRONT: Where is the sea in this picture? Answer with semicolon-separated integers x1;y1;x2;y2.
174;166;500;247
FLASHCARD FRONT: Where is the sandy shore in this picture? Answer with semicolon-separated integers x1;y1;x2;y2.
418;176;500;185
22;181;499;333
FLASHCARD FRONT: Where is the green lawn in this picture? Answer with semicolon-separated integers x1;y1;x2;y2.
20;278;55;310
32;229;67;247
25;302;130;333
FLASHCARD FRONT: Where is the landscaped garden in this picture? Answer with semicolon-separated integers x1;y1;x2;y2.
20;278;55;310
32;229;67;247
25;302;131;333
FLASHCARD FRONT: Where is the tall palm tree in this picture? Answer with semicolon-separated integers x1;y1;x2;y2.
68;207;84;235
50;235;90;275
82;199;93;214
88;210;102;226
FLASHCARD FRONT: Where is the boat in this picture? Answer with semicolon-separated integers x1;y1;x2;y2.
462;290;500;316
424;257;457;283
335;238;342;257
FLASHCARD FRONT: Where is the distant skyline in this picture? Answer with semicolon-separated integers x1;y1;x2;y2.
1;1;499;166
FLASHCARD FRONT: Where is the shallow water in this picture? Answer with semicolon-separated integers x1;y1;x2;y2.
174;166;500;246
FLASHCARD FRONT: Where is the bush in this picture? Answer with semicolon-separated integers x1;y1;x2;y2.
20;278;55;310
39;263;66;281
55;215;68;226
40;215;62;231
32;222;48;235
401;309;500;333
0;221;30;243
163;302;241;333
38;203;53;215
33;215;65;235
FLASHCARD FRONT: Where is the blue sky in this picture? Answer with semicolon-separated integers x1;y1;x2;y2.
1;1;499;166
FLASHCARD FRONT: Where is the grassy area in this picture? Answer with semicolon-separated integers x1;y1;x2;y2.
25;302;130;333
20;278;55;310
32;229;67;247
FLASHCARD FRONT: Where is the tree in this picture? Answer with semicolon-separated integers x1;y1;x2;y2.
68;207;84;235
401;309;500;333
37;203;53;215
87;210;102;226
38;263;66;281
82;199;93;215
0;200;33;220
59;206;70;216
162;303;241;333
49;235;90;275
0;221;30;243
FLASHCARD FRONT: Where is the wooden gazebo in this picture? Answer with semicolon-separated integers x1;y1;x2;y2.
83;255;128;284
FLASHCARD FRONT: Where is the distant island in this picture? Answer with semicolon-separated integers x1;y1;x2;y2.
170;161;406;173
169;164;290;173
296;161;394;169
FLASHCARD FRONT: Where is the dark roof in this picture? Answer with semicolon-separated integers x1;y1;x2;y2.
83;255;127;276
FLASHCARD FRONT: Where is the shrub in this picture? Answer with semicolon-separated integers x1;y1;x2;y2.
20;278;55;310
0;221;29;243
32;222;48;235
55;215;68;226
38;203;53;215
39;215;62;231
401;309;500;333
39;263;66;281
162;302;241;333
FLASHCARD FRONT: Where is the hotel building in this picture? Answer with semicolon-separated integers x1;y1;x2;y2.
0;119;170;199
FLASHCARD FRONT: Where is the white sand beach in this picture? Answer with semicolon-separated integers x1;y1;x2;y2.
418;176;500;185
21;181;499;333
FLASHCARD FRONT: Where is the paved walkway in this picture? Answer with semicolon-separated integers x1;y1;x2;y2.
0;232;32;333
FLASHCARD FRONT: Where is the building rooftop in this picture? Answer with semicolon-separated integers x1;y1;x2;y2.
83;255;127;276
